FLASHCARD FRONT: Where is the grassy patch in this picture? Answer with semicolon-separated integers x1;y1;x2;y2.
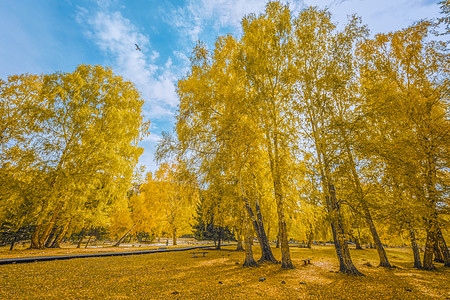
0;245;448;299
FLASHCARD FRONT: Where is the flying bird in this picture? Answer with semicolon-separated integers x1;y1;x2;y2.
135;44;141;51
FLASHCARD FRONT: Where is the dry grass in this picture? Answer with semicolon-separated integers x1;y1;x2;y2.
0;245;448;299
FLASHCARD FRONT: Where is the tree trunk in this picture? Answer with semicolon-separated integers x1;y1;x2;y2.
44;225;59;248
434;244;444;262
330;220;346;270
216;226;222;250
114;224;136;247
9;234;17;251
51;221;70;248
236;230;244;251
437;228;450;267
47;226;62;248
38;200;64;247
311;117;361;275
328;183;364;276
433;236;444;263
172;228;177;246
276;232;280;248
85;234;93;248
254;198;277;262
364;206;391;267
342;133;390;267
277;206;294;269
243;217;258;267
307;223;314;249
243;196;276;262
251;173;277;262
266;132;293;269
356;224;363;250
217;236;221;250
30;224;43;249
77;228;87;248
422;151;439;270
423;217;438;270
408;225;422;269
273;168;294;268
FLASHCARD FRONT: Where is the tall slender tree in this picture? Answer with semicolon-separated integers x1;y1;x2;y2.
357;22;450;270
292;7;366;275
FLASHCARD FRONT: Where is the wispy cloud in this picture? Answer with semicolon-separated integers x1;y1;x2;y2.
141;133;162;143
76;5;186;171
167;0;440;44
167;0;306;43
304;0;441;34
77;7;179;119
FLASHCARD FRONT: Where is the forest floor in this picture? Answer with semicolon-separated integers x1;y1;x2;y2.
0;244;448;299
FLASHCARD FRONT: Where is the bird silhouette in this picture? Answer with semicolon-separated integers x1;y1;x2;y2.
135;44;141;51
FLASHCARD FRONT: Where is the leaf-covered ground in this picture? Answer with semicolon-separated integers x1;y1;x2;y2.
0;245;448;299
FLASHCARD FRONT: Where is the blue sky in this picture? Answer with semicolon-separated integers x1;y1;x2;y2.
0;0;442;172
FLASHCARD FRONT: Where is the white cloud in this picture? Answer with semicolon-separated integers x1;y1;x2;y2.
149;50;160;61
168;0;440;45
168;0;306;43
173;50;189;63
77;8;179;119
141;133;162;143
137;148;159;173
304;0;441;34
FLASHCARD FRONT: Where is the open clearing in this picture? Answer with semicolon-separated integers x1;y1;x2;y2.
0;245;448;299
